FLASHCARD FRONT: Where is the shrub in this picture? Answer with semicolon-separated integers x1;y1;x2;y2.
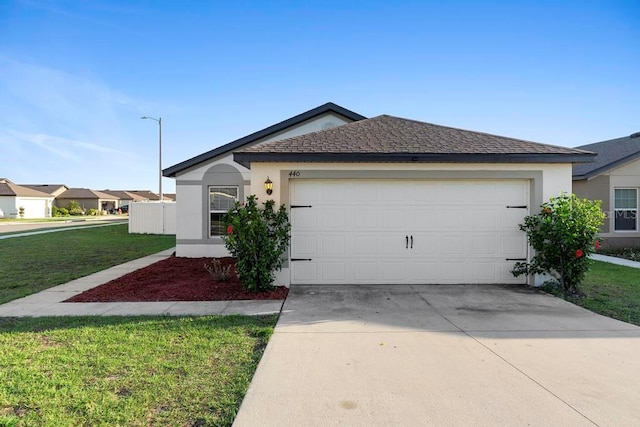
87;208;99;216
53;207;69;217
511;194;604;295
18;206;25;218
222;195;291;292
66;200;84;216
204;258;233;282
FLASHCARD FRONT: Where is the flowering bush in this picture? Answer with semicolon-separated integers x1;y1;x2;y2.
511;194;604;295
222;195;290;292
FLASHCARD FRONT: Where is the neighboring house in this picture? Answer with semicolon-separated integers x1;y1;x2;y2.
162;193;176;201
0;178;55;218
573;132;640;248
164;103;594;286
127;190;162;201
55;188;119;212
101;190;149;210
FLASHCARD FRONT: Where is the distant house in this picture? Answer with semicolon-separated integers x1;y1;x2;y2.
55;188;119;213
0;178;55;218
127;190;162;201
101;190;149;210
573;132;640;248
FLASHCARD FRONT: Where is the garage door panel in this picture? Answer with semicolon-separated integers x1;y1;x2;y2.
292;234;317;256
322;208;348;228
501;235;528;256
290;179;529;285
321;235;346;255
291;209;318;230
471;235;498;256
321;262;346;281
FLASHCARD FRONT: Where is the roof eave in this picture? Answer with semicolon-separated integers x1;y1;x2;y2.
234;152;596;168
163;103;367;177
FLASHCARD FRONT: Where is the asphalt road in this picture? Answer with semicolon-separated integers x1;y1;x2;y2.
0;217;127;237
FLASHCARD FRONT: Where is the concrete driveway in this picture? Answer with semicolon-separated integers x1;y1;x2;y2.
233;285;640;426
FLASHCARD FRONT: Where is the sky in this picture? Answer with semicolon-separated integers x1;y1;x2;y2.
1;0;639;194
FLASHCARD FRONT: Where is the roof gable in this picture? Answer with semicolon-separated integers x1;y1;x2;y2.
235;115;595;166
163;102;366;177
57;188;118;200
0;181;53;198
572;133;640;179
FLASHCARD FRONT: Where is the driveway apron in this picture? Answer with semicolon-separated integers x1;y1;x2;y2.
233;284;640;427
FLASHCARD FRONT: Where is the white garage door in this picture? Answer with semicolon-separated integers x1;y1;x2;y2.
290;179;529;284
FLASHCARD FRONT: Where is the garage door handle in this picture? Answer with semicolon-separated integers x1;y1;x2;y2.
406;235;409;249
410;235;413;249
505;258;526;261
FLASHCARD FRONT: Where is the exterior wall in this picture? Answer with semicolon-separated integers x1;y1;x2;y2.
573;176;610;233
173;112;355;258
598;158;640;244
174;157;248;257
248;162;572;211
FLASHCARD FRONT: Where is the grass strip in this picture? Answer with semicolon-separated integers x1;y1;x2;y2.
574;260;640;326
0;315;276;427
0;224;175;304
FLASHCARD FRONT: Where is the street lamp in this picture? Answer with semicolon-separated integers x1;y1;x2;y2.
140;116;162;202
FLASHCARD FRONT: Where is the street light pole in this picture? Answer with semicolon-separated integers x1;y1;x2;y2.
141;116;163;202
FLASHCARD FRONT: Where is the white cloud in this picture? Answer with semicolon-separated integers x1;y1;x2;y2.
5;129;133;162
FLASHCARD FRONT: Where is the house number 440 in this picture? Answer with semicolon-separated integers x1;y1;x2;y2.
289;171;301;177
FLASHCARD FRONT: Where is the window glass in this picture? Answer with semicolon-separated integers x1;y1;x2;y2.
209;187;238;236
614;189;637;231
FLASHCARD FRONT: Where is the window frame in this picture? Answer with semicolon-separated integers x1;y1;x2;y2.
208;186;239;237
613;188;638;232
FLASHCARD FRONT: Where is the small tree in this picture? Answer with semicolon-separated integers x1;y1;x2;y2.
222;195;291;292
18;206;25;218
66;200;84;216
512;194;604;295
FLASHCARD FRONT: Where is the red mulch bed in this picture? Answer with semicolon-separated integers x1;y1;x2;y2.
66;256;288;302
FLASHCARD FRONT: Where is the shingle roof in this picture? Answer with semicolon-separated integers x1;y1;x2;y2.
572;132;640;179
235;115;595;166
101;190;149;201
163;102;366;177
0;181;53;197
57;188;118;200
126;190;161;201
22;184;68;195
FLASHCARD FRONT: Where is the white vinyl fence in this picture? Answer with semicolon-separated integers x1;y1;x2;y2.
128;202;176;235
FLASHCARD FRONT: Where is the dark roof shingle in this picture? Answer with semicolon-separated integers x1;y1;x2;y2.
235;115;594;166
573;133;640;179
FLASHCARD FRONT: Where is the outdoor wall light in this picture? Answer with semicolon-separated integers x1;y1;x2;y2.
264;177;273;195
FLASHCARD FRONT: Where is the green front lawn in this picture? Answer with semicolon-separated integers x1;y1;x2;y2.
0;224;175;304
575;260;640;326
0;315;276;426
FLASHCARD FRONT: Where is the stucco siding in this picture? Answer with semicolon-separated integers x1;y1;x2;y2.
248;162;572;213
176;185;203;240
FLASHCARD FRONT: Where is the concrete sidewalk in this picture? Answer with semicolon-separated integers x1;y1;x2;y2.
592;253;640;269
0;248;284;317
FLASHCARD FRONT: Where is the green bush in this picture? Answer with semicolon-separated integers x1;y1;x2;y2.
512;194;604;295
222;195;290;292
87;208;98;216
53;207;69;217
66;200;84;216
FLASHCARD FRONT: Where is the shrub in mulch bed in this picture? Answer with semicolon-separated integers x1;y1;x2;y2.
66;257;288;302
